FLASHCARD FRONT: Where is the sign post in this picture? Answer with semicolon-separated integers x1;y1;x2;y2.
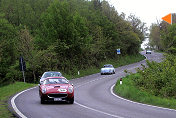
19;56;26;83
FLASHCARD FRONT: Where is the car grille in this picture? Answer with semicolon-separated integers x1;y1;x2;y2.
48;93;68;98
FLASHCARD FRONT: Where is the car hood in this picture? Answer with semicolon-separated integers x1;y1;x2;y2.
41;84;71;93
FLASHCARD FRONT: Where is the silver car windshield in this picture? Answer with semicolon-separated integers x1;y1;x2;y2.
43;78;68;85
104;65;113;68
42;72;62;78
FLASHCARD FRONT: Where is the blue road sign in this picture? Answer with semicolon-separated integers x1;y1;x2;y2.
117;49;121;54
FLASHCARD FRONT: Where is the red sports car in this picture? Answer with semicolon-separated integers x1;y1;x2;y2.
39;77;74;104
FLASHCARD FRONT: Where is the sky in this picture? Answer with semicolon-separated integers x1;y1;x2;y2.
109;0;176;27
108;0;176;49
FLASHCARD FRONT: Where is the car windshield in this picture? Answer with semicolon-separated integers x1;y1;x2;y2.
42;72;62;78
104;65;113;68
43;78;68;85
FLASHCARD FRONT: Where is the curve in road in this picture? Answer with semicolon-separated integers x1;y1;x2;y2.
9;51;176;118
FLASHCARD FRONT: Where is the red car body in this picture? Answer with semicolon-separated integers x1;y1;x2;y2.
39;77;74;104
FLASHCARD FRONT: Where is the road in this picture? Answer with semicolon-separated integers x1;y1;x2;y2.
9;51;176;118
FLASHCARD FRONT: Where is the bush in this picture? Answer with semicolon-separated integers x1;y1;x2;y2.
135;54;176;98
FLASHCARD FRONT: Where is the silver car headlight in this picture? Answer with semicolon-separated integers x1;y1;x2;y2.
42;88;47;94
68;86;73;93
40;79;44;84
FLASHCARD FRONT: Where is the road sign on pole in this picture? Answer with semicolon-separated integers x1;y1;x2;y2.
19;56;26;82
19;56;26;71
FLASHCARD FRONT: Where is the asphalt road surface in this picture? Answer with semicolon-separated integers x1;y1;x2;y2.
9;51;176;118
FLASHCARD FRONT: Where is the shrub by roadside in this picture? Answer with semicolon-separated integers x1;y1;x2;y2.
135;54;176;98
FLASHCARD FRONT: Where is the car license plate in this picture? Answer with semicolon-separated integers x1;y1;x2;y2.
54;98;62;101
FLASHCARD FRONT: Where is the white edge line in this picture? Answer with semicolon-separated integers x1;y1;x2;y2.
110;84;176;112
11;86;37;118
144;54;147;60
74;101;123;118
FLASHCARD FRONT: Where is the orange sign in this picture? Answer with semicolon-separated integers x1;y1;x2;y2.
162;13;172;24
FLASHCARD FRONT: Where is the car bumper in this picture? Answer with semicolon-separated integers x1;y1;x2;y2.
101;72;113;75
40;92;74;102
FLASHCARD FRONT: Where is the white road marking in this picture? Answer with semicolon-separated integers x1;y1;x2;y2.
74;75;125;118
75;101;124;118
75;76;107;88
11;86;37;118
144;54;148;60
110;84;176;112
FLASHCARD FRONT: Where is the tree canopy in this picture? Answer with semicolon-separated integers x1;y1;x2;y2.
0;0;146;84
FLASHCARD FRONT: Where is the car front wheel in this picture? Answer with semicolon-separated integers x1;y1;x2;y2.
68;97;74;104
40;97;45;104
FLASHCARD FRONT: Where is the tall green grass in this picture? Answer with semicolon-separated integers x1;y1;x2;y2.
114;74;176;109
64;54;145;79
0;82;36;118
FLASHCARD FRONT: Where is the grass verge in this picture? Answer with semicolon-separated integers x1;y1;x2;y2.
64;54;145;79
114;74;176;109
0;82;36;118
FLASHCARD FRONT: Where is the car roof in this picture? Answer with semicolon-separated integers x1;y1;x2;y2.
104;64;113;66
44;71;61;73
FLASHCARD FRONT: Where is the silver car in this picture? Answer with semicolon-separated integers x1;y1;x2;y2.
146;50;152;54
101;64;115;75
40;71;62;84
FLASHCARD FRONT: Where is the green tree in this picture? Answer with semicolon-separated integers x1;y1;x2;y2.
149;23;163;50
36;0;91;72
0;13;16;84
127;14;148;42
161;24;176;54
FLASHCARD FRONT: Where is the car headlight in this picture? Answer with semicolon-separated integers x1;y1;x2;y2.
42;88;47;94
68;86;73;93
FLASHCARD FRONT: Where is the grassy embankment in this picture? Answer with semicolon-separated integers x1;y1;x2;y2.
114;74;176;109
0;82;36;118
0;53;145;118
